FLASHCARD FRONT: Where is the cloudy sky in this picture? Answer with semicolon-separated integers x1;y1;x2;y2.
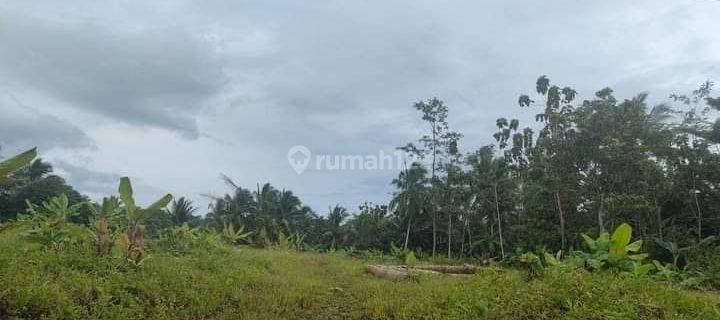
1;1;719;213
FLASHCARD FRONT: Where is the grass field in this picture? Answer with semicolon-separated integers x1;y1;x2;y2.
0;226;719;320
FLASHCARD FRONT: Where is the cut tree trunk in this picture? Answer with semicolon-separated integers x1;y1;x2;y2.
415;264;478;274
365;264;474;280
365;265;410;280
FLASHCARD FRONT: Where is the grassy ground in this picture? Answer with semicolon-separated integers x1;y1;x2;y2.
0;227;719;319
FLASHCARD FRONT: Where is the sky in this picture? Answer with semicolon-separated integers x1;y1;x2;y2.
1;1;719;214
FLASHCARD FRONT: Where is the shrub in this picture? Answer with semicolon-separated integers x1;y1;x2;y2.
153;224;200;255
221;222;252;245
20;194;88;252
573;223;654;275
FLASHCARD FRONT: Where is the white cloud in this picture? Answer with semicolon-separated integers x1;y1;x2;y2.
1;0;719;213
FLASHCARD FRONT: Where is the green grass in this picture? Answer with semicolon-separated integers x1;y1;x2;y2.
0;227;719;319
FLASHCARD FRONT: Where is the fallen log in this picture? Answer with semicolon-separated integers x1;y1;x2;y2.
365;265;473;280
365;264;410;280
414;264;478;274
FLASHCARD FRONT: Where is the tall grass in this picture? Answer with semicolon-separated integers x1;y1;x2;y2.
0;225;718;319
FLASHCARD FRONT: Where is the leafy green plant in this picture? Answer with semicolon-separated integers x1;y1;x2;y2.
291;232;305;251
404;251;417;266
117;177;172;266
576;223;653;274
21;194;85;251
87;197;121;256
23;193;82;223
0;147;36;181
221;222;253;245
155;223;201;255
655;236;716;268
651;237;718;288
516;252;544;279
388;242;419;266
274;231;305;251
514;249;561;279
653;260;679;280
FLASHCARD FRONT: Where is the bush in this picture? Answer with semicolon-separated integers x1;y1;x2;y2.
572;223;654;276
685;244;720;290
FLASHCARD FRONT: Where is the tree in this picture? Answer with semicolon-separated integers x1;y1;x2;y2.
345;203;395;251
1;174;84;222
467;146;513;259
400;97;459;256
325;205;349;249
518;76;580;250
168;197;198;226
390;162;429;250
206;177;318;246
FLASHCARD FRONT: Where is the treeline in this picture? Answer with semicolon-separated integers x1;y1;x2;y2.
201;76;720;259
2;76;720;260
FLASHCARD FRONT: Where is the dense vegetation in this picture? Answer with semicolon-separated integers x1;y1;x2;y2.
2;76;720;318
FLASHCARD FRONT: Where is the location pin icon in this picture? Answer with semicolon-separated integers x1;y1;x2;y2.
288;145;311;174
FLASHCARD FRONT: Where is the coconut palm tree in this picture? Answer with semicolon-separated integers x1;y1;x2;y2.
325;205;349;249
168;197;198;226
467;145;512;259
390;162;429;250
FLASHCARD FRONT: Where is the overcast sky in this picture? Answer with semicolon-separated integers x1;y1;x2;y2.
1;1;719;214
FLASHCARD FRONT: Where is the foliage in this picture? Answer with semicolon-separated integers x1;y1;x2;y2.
4;76;720;318
516;252;545;279
0;147;37;181
1;167;85;222
389;242;417;265
221;221;253;245
0;227;718;319
167;197;198;226
575;223;654;275
87;196;122;256
653;237;720;289
274;231;306;251
20;194;86;251
117;177;172;266
684;244;720;290
403;251;417;266
206;178;315;245
154;223;202;255
655;236;716;268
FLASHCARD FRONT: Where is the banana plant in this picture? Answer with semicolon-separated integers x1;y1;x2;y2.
608;223;647;261
118;177;172;265
0;147;37;181
655;236;716;268
222;222;253;245
87;196;122;256
579;223;653;273
24;193;82;223
22;194;83;252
